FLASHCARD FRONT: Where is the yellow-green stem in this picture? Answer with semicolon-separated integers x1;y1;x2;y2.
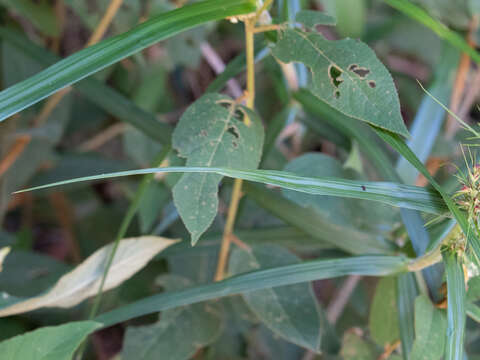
214;17;256;281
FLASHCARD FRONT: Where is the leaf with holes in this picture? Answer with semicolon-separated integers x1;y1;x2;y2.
272;28;409;137
172;93;264;244
229;244;325;353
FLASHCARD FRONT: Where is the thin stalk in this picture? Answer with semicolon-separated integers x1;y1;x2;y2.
214;17;256;281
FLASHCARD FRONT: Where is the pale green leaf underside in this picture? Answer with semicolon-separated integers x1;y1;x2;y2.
0;321;101;360
0;236;177;317
15;166;447;216
230;244;323;352
172;94;264;244
272;28;409;137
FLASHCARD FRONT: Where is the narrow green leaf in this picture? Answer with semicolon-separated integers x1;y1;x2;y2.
229;244;324;352
172;94;264;244
397;273;417;359
0;0;256;121
15;166;446;215
0;321;101;360
0;28;172;144
272;29;409;136
385;0;480;65
0;236;177;317
466;302;480;323
443;251;466;360
96;255;409;328
369;277;400;346
411;295;446;360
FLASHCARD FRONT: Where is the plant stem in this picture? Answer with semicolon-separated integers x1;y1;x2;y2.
214;17;256;281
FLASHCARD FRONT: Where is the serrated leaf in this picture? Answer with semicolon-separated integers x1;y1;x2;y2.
229;244;324;352
410;295;446;360
0;236;177;317
172;94;264;244
295;10;336;28
0;321;101;360
122;275;222;360
272;28;409;137
369;277;400;346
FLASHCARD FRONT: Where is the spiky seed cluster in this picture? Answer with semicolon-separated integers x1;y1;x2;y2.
455;164;480;219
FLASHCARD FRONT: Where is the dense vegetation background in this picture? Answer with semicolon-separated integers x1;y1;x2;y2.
1;0;480;359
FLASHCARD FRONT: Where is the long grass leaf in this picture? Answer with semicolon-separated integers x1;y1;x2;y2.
0;0;256;121
443;251;466;360
95;255;409;328
14;166;447;215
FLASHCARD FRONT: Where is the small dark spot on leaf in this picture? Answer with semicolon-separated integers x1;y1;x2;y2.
334;90;340;99
185;37;195;47
227;126;239;139
232;140;238;148
361;185;366;191
200;130;207;137
348;64;370;78
368;81;376;88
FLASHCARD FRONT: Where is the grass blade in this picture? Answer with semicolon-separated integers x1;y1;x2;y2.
14;166;447;215
443;251;466;360
95;255;408;328
384;0;480;65
374;128;480;261
0;0;256;121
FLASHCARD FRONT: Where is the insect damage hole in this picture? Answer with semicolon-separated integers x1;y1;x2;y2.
348;64;370;78
328;64;343;99
368;81;376;88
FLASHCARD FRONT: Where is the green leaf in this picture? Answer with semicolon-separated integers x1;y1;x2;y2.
467;276;480;302
373;128;480;265
172;94;264;244
369;277;400;346
282;153;397;234
122;275;223;360
0;28;172;144
16;166;446;216
397;272;417;359
340;332;377;360
0;321;101;360
295;10;336;28
0;236;177;317
443;251;466;360
96;255;409;328
410;295;446;360
272;29;409;137
0;0;59;36
229;244;324;352
466;302;480;323
0;0;256;121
